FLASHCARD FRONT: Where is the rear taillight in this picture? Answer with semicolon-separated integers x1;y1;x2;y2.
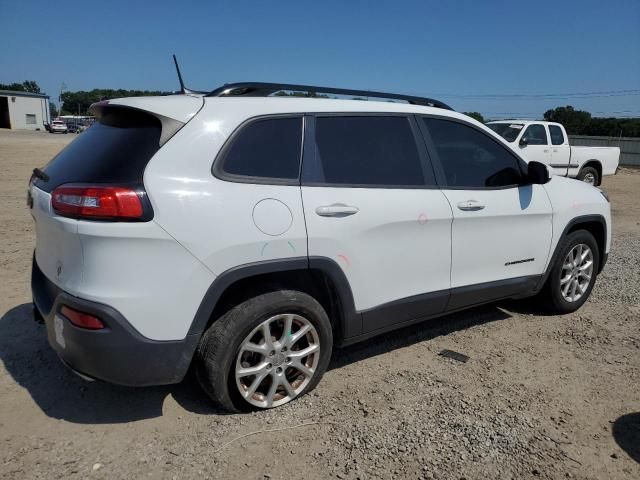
51;184;144;220
60;305;105;330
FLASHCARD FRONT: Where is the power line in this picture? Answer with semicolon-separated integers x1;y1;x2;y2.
432;89;640;99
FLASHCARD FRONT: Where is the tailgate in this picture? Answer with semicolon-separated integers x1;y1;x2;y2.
31;185;84;293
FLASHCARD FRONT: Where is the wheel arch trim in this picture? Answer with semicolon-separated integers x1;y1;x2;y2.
537;214;608;291
187;256;362;341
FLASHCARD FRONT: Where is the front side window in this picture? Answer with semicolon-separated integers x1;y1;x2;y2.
549;125;565;145
309;116;427;186
218;117;302;181
522;124;548;145
487;122;523;143
423;117;524;188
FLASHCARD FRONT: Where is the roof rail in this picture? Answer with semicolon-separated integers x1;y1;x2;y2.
206;82;453;110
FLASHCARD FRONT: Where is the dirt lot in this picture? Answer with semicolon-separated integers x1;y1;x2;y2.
0;129;638;480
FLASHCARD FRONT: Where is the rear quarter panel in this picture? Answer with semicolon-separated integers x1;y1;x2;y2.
142;99;309;277
570;146;621;176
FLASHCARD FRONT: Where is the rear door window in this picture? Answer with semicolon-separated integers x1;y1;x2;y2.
216;116;303;182
307;116;429;187
549;125;565;145
36;108;161;192
522;124;548;145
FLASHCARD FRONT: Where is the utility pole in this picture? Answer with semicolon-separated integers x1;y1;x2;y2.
58;82;67;118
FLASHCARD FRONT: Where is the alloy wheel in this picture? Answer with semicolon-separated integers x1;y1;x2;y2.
582;173;596;185
560;243;594;302
235;313;320;408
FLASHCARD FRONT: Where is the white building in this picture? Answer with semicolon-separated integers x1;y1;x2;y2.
0;90;51;130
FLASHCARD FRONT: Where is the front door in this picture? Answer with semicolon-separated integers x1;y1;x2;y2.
519;123;551;166
301;114;453;335
419;116;552;309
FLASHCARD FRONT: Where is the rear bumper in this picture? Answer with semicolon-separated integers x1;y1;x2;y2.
31;257;200;386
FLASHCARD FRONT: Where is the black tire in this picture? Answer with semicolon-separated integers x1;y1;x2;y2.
540;229;599;314
577;166;599;186
195;290;333;412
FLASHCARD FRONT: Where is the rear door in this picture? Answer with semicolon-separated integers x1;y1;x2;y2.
548;124;571;176
301;114;453;336
419;117;552;309
518;123;551;166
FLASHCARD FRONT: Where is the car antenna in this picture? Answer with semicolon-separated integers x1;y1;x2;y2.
172;54;204;95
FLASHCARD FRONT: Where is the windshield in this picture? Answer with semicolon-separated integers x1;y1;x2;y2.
487;123;524;143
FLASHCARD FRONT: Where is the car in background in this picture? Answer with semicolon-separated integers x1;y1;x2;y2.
49;121;68;134
486;120;619;186
66;123;85;134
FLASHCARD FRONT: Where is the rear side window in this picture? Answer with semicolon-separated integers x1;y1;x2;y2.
423;118;524;188
309;116;427;186
549;125;565;145
522;124;548;145
217;117;302;181
36;109;161;192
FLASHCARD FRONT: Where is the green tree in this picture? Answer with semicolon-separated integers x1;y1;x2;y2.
463;111;485;123
0;80;41;93
21;80;41;93
543;106;592;135
60;88;172;115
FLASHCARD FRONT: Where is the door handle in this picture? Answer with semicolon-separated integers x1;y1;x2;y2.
315;203;359;217
543;149;549;153
457;200;485;211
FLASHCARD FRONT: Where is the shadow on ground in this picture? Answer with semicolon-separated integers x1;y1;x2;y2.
0;303;225;424
612;413;640;463
1;300;523;423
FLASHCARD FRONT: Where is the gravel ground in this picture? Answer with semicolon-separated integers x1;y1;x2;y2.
0;129;638;480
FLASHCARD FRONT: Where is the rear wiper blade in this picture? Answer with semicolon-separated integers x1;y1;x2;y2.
32;168;49;182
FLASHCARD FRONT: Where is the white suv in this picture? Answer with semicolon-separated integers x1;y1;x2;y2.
29;83;611;411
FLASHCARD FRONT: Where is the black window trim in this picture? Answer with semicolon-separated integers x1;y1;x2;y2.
212;113;305;186
417;114;529;191
301;112;439;189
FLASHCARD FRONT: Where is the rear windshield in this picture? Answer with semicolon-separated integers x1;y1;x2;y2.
486;123;523;143
35;108;161;192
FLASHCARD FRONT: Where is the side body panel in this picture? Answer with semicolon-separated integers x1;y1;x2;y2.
569;146;621;176
301;186;453;325
441;185;553;288
143;102;309;277
541;176;612;262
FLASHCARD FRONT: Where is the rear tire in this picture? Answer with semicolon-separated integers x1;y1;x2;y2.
540;229;599;314
195;290;333;412
577;166;599;186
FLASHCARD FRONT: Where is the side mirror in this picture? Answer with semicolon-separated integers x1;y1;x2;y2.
527;161;551;184
519;137;529;147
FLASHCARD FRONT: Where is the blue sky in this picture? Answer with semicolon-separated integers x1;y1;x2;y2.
2;0;639;119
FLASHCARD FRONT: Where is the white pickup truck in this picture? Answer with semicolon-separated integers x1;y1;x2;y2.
487;120;619;186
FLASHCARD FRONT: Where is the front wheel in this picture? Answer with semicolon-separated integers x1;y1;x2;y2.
195;290;333;412
577;166;599;186
541;229;599;314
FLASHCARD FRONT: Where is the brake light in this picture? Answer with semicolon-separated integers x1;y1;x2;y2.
60;305;105;330
51;184;143;220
